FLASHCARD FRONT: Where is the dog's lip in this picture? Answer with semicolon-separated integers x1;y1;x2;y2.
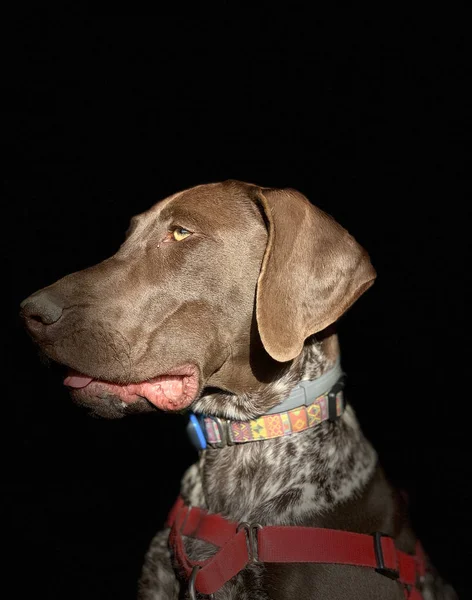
63;372;94;389
63;364;201;411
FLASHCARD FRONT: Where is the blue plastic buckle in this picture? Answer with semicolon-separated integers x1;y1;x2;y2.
186;413;207;450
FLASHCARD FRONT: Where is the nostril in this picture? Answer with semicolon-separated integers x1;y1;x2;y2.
20;294;64;327
27;311;45;324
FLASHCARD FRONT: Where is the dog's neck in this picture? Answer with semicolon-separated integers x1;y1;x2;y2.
193;327;340;420
183;332;377;524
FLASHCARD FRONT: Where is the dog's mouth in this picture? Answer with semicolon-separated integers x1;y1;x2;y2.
63;364;200;412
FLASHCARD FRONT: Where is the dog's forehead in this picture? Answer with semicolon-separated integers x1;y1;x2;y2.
144;181;255;225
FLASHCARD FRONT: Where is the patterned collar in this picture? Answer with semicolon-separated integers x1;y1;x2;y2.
187;361;345;450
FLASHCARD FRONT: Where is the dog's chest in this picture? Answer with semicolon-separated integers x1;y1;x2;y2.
176;408;378;598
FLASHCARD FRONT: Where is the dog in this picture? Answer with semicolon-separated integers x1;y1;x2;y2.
21;181;457;599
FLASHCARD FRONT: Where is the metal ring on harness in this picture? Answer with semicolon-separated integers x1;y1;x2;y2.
188;565;214;600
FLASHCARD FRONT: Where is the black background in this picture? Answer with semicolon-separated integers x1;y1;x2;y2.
4;12;469;600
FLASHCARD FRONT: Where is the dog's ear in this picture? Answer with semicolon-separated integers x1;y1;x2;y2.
255;187;376;362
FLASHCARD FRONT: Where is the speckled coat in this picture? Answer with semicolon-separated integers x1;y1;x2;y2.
138;338;456;600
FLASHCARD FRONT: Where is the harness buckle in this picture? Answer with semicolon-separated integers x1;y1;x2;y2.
373;532;400;580
237;522;263;563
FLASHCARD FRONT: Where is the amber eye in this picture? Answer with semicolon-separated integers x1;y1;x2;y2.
172;227;192;241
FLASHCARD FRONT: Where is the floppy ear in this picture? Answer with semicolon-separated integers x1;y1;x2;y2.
255;187;376;362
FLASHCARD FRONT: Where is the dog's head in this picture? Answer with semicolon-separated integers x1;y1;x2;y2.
20;181;375;418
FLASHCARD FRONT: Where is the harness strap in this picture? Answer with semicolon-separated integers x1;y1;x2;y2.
167;496;426;597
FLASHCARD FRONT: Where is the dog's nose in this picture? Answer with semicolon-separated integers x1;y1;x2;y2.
20;291;64;328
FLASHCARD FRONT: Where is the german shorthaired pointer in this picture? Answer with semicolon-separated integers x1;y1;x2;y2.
21;181;457;599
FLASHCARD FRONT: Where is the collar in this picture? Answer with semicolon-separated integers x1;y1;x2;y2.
187;359;345;450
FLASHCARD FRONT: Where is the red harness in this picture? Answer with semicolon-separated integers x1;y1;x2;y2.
167;496;427;599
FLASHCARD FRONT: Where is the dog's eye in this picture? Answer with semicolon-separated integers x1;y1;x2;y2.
172;227;192;242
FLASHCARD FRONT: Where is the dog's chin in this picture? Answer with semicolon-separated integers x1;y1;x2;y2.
69;388;157;419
